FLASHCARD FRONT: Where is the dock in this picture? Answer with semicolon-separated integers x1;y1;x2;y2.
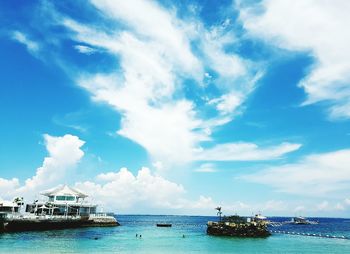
1;213;119;233
0;185;119;233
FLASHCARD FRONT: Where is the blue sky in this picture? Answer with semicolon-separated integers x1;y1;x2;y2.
1;0;350;217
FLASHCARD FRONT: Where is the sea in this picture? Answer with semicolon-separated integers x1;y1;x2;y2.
1;215;350;253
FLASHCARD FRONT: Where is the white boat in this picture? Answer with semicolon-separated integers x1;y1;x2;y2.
254;213;267;221
290;216;318;225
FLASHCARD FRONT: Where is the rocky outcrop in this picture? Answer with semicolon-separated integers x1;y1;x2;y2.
207;221;271;238
87;215;120;226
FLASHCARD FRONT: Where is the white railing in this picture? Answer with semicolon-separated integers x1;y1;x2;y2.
3;213;83;221
89;213;115;218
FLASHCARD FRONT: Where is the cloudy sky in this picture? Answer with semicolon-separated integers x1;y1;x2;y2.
1;0;350;217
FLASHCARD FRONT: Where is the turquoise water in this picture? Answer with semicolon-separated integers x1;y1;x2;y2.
1;215;350;253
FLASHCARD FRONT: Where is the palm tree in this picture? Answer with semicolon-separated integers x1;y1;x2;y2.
215;207;222;222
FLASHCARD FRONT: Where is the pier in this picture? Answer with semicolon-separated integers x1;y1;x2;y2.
0;185;119;233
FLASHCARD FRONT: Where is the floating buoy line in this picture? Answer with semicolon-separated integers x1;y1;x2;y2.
270;230;349;240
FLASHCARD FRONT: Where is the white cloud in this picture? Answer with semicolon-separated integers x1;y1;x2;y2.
196;142;301;161
313;200;347;212
0;134;85;199
55;1;267;166
208;92;244;115
12;31;39;53
335;203;345;211
117;101;208;164
195;163;217;173
219;200;289;216
78;167;186;210
89;0;202;77
294;205;306;213
76;166;220;212
240;149;350;196
204;72;212;79
239;0;350;119
0;178;20;199
189;195;216;209
0;134;218;214
345;199;350;206
316;200;329;211
74;45;97;55
11;1;301;170
262;200;288;212
152;161;164;171
227;199;350;216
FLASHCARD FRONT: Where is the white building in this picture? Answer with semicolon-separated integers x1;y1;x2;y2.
26;185;97;216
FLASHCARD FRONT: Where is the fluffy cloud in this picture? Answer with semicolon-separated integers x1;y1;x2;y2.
77;167;184;209
0;134;217;214
196;142;301;161
76;167;218;213
240;149;350;196
208;92;245;115
54;0;269;166
89;0;202;77
9;1;301;168
0;178;20;199
0;134;85;199
239;0;350;119
189;196;216;210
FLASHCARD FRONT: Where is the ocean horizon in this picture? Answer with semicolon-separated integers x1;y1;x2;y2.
1;215;350;253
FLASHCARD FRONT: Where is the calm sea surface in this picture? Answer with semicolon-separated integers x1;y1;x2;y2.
1;215;350;253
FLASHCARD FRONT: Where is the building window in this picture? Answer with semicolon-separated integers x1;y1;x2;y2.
55;196;76;201
66;196;75;201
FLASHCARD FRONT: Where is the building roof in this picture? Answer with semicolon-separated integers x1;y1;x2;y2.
41;185;88;198
0;200;19;207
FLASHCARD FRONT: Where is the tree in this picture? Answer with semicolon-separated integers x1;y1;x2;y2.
215;207;222;222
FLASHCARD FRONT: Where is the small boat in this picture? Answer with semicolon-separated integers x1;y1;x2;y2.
292;216;308;224
253;213;268;222
156;223;172;227
290;216;318;225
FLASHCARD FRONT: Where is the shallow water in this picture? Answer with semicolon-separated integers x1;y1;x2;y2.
1;215;350;253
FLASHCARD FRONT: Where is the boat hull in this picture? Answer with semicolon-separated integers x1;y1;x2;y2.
156;223;172;227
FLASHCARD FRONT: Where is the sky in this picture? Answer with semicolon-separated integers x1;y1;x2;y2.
1;0;350;217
